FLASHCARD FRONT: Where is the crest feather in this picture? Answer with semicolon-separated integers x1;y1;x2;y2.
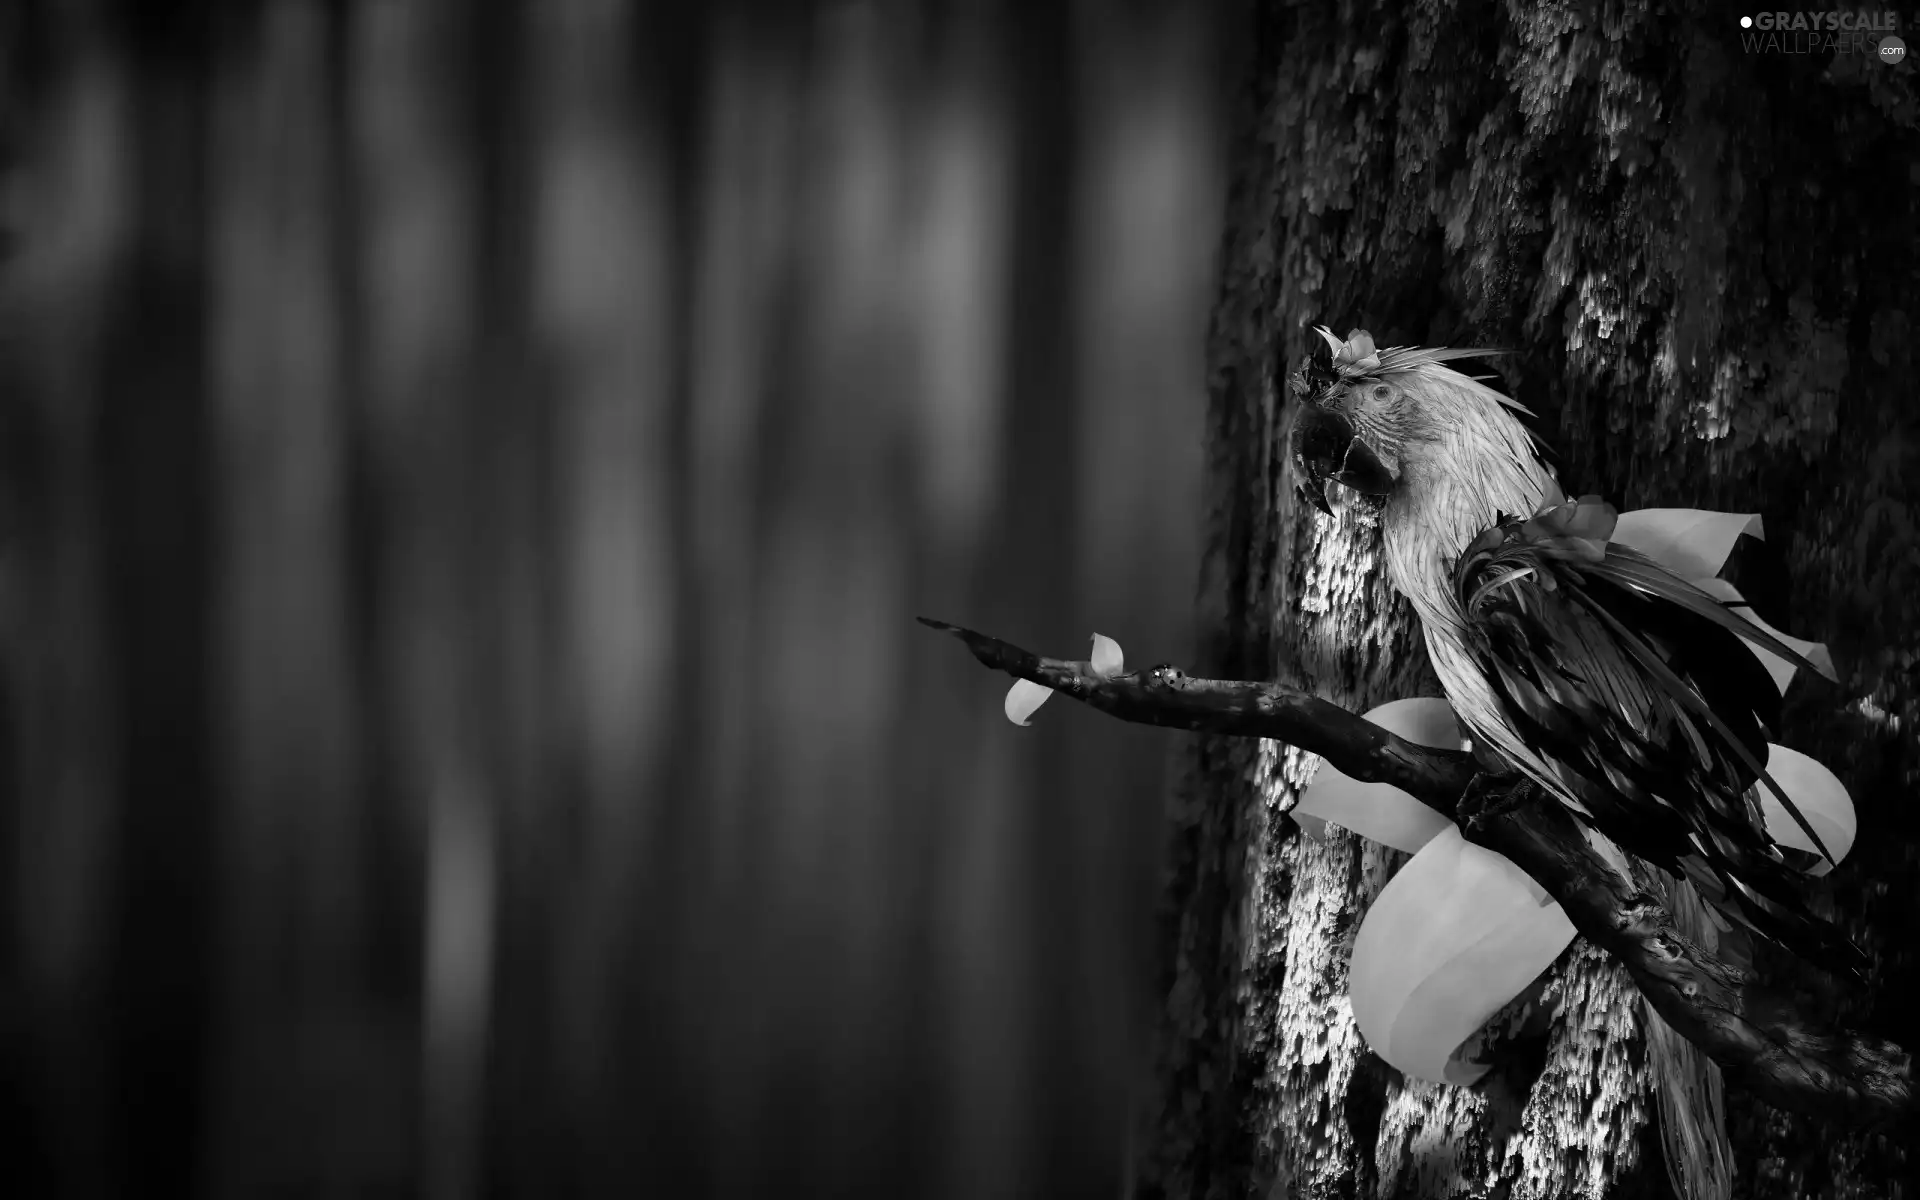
1320;327;1538;419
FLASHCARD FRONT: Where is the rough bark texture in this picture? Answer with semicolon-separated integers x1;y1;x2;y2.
1135;2;1919;1198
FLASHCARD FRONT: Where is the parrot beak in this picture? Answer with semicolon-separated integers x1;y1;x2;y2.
1291;404;1396;516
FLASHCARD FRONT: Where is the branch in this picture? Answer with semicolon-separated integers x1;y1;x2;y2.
1477;799;1911;1127
916;618;1479;808
922;617;1913;1128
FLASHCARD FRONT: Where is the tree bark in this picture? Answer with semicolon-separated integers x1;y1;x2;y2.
1123;2;1920;1197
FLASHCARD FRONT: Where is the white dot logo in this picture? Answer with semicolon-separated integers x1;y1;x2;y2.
1882;35;1908;66
1740;15;1753;27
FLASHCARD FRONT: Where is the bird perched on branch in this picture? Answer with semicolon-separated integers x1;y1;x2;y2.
1288;326;1863;1199
1288;325;1858;974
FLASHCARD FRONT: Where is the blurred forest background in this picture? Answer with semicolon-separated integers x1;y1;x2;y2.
6;0;1919;1198
0;1;1227;1197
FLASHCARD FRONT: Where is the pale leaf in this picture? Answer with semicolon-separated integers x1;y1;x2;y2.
1348;826;1576;1086
1758;743;1857;875
1611;508;1763;581
1004;680;1053;727
1292;698;1461;854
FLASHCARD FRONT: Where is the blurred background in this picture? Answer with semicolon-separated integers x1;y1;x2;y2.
0;0;1229;1196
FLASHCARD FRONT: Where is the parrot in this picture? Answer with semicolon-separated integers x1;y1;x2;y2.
1285;324;1861;976
1286;326;1861;1200
1282;324;1866;1198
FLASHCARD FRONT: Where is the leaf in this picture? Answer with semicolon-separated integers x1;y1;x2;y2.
1003;633;1124;725
1334;329;1381;372
1757;744;1857;877
1293;698;1462;853
1611;508;1764;582
1612;504;1837;689
1004;680;1053;727
1348;825;1578;1085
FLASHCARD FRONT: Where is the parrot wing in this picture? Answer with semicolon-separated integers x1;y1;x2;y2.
1450;495;1866;977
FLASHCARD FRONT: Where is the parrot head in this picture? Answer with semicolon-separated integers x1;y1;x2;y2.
1288;327;1401;516
1287;326;1540;520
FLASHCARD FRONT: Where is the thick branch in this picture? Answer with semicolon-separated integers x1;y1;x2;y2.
1476;800;1910;1127
923;617;1913;1128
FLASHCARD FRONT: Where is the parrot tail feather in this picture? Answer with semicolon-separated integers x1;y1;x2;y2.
1642;867;1735;1200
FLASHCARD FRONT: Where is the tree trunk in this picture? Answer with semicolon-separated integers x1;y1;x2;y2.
1136;2;1918;1198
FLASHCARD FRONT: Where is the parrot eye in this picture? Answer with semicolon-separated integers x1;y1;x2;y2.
1368;383;1393;403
